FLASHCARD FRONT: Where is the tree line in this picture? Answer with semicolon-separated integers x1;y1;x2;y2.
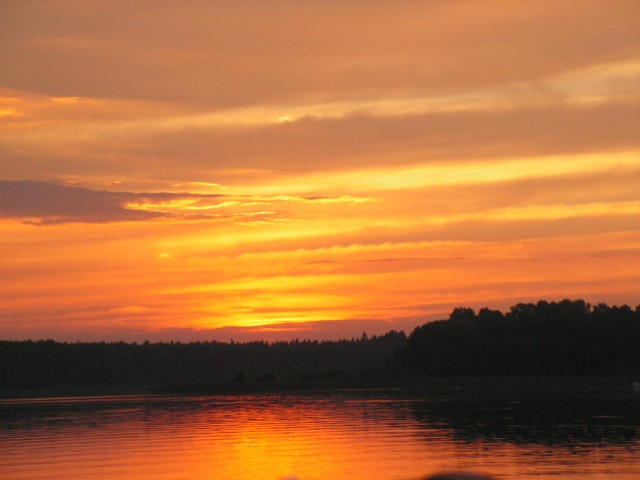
398;299;640;376
0;331;406;389
1;299;639;392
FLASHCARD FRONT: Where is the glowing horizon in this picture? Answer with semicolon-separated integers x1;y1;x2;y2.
1;0;638;342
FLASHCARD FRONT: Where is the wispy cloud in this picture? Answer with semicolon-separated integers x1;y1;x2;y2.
2;1;637;105
0;181;373;225
0;0;638;340
0;181;169;224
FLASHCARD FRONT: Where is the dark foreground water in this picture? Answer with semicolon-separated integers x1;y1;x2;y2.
1;388;639;479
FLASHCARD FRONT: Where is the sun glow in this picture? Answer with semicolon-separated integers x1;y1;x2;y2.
1;1;638;341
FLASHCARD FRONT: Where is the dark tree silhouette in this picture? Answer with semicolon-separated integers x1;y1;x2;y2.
0;330;407;391
397;299;640;376
1;300;638;394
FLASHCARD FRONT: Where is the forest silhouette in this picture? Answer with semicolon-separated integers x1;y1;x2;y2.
1;299;639;394
398;299;640;376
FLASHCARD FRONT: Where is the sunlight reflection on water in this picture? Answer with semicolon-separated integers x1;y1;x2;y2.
1;390;639;480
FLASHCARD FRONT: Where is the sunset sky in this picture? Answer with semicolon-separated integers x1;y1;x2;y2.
1;0;639;342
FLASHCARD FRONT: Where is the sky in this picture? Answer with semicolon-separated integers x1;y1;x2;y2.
1;0;639;342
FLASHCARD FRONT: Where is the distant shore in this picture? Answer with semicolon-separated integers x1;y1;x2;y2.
2;300;638;400
2;376;638;400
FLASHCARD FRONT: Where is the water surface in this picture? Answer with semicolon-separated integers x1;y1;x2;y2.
1;389;639;479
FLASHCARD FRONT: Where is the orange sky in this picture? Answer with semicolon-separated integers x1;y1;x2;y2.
1;0;639;341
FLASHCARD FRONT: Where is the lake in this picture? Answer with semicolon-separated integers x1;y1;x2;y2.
1;388;639;479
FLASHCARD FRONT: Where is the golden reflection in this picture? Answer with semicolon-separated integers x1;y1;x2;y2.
3;393;638;480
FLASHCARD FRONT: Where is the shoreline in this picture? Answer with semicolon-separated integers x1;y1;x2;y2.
2;376;638;400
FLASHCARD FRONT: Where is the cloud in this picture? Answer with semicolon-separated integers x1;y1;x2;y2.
149;102;640;172
4;101;635;184
1;1;637;106
1;1;638;341
0;181;171;224
0;180;372;225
